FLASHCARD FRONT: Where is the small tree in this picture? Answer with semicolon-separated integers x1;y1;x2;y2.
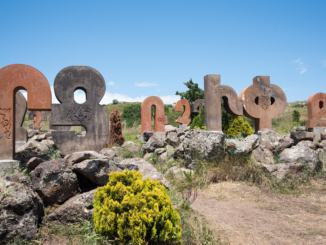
107;108;125;146
226;116;254;137
112;99;118;104
292;110;300;124
190;107;205;129
175;79;204;103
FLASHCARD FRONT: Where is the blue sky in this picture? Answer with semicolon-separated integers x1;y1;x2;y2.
1;0;326;104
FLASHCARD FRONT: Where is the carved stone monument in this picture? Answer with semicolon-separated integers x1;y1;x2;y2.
50;66;109;155
204;75;243;131
306;93;326;128
28;111;42;130
15;91;28;149
191;99;205;114
175;99;191;125
141;96;167;133
0;64;51;160
239;76;286;131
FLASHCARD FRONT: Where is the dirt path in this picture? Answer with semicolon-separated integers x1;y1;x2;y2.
191;182;326;245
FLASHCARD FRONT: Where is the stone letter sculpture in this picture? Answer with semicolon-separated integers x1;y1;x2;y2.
50;66;109;155
239;76;286;131
28;111;42;130
15;91;28;149
0;64;51;159
191;99;205;114
306;93;326;128
204;75;243;131
175;99;191;125
141;96;167;133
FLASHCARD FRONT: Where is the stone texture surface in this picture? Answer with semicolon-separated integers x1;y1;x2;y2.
183;129;225;169
117;158;169;188
165;131;180;147
0;174;44;243
121;141;135;148
174;99;191;125
143;152;152;161
30;159;80;203
279;146;322;171
50;66;109;155
261;162;305;180
142;131;154;142
252;147;275;164
0;160;21;176
0;64;51;160
40;139;55;148
73;159;121;186
158;152;167;162
165;125;177;133
155;148;166;155
239;76;287;131
173;143;185;159
65;151;108;165
259;129;294;152
204;75;243;131
141;96;167;133
296;140;318;150
15;141;49;159
143;132;165;152
166;166;194;180
226;134;259;155
165;145;174;156
290;127;314;144
26;157;45;171
319;140;326;150
321;132;326;141
15;91;27;145
191;99;205;114
47;189;96;223
99;148;122;163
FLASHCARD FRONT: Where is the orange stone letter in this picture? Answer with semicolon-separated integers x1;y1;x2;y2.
306;93;326;128
239;76;286;131
0;64;51;159
141;96;167;133
175;99;191;125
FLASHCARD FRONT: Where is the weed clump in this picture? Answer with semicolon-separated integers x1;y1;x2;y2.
107;108;125;146
93;170;182;244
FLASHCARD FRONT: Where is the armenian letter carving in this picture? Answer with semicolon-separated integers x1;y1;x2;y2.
306;93;326;128
191;99;205;114
15;91;28;144
204;75;243;131
141;96;167;133
0;64;51;159
239;76;287;131
50;66;109;155
175;99;191;125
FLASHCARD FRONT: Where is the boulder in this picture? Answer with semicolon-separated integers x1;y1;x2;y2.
111;146;123;153
15;141;49;159
296;140;318;150
128;145;141;153
0;174;43;243
158;152;167;162
279;146;322;171
30;159;80;203
26;157;45;171
73;159;121;186
321;132;326;141
64;151;108;165
31;133;47;142
165;132;180;147
165;145;174;156
180;135;185;142
99;148;122;163
27;129;39;138
142;131;154;142
226;134;259;155
117;158;169;188
261;162;305;180
155;148;166;155
259;129;294;152
165;125;177;133
41;139;55;148
136;135;143;141
252;147;274;164
319;140;326;151
290;127;314;144
173;143;184;159
45;131;52;139
143;153;152;161
183;129;225;169
47;189;96;223
143;132;165;152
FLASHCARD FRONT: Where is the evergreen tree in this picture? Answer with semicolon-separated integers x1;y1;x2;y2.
226;116;254;137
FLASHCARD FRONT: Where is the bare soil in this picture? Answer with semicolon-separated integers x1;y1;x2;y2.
191;181;326;245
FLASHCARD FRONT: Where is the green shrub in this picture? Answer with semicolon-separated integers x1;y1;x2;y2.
226;116;254;137
190;107;205;129
112;99;118;104
93;170;182;245
121;103;141;128
292;109;300;124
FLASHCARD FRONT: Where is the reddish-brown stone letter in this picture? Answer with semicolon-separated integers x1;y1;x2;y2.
175;99;191;125
306;93;326;128
141;96;167;133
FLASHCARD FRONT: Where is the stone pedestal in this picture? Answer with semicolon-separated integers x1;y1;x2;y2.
308;127;326;143
0;160;21;176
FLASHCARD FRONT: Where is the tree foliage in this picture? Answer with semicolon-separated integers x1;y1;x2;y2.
121;103;141;128
226;116;254;137
175;79;204;103
292;109;300;124
93;170;182;245
190;107;205;129
107;108;125;146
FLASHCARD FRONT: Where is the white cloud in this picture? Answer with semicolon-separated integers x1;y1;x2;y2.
108;81;114;86
134;82;157;87
292;58;307;74
159;95;181;104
